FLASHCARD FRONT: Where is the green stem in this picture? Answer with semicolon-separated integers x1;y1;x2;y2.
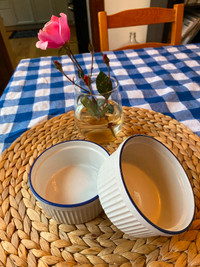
90;52;94;76
108;123;116;137
58;68;90;94
106;118;115;137
108;67;110;79
88;83;96;104
66;44;83;72
64;43;96;99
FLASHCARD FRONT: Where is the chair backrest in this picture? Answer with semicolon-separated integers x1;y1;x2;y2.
98;4;184;52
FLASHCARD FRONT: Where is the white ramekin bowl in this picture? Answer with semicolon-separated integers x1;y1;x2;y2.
29;140;109;224
97;135;195;238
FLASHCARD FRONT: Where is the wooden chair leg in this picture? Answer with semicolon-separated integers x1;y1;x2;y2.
0;16;16;95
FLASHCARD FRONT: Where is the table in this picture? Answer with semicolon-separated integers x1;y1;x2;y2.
0;43;200;155
0;43;200;266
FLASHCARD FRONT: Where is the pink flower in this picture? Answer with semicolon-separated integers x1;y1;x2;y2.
36;13;70;50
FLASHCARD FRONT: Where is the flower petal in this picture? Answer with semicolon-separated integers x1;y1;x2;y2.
51;15;59;23
36;40;48;50
59;13;70;43
38;22;64;48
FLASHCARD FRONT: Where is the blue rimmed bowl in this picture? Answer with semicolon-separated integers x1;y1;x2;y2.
97;135;195;238
29;140;109;224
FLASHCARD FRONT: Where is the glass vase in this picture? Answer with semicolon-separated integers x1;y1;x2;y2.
74;75;123;143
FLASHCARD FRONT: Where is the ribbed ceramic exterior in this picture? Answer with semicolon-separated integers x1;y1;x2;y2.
97;135;195;238
38;197;102;225
98;148;159;238
29;140;109;225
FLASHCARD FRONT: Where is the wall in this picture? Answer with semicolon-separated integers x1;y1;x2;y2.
147;0;168;43
104;0;151;50
0;0;74;28
0;0;16;26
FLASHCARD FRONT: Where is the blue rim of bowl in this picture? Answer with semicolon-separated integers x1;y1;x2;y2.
29;139;109;208
119;134;195;235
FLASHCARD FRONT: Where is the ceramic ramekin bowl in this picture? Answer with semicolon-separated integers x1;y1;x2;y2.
29;140;109;224
97;135;195;238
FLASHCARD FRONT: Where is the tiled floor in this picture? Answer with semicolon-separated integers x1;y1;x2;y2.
8;25;79;65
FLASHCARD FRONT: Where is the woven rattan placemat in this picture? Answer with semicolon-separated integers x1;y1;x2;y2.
0;106;200;267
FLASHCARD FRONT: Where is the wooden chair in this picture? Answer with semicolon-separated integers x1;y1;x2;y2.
98;4;184;52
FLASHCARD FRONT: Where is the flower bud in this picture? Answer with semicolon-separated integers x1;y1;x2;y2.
77;70;84;79
36;13;70;50
84;75;89;86
54;60;63;71
88;42;94;53
102;53;110;65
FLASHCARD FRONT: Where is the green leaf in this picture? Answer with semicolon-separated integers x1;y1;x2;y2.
99;102;114;117
77;94;84;104
97;98;105;107
80;95;98;117
107;102;114;114
96;71;112;99
77;70;84;79
95;98;114;117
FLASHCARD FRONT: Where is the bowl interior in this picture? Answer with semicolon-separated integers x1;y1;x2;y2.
120;136;195;232
30;141;109;205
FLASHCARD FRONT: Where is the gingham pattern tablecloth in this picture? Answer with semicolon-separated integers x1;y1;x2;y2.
0;43;200;154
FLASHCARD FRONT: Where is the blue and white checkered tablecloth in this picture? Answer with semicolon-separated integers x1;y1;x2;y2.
0;43;200;154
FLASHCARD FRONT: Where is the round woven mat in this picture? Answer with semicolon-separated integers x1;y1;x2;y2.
0;106;200;267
